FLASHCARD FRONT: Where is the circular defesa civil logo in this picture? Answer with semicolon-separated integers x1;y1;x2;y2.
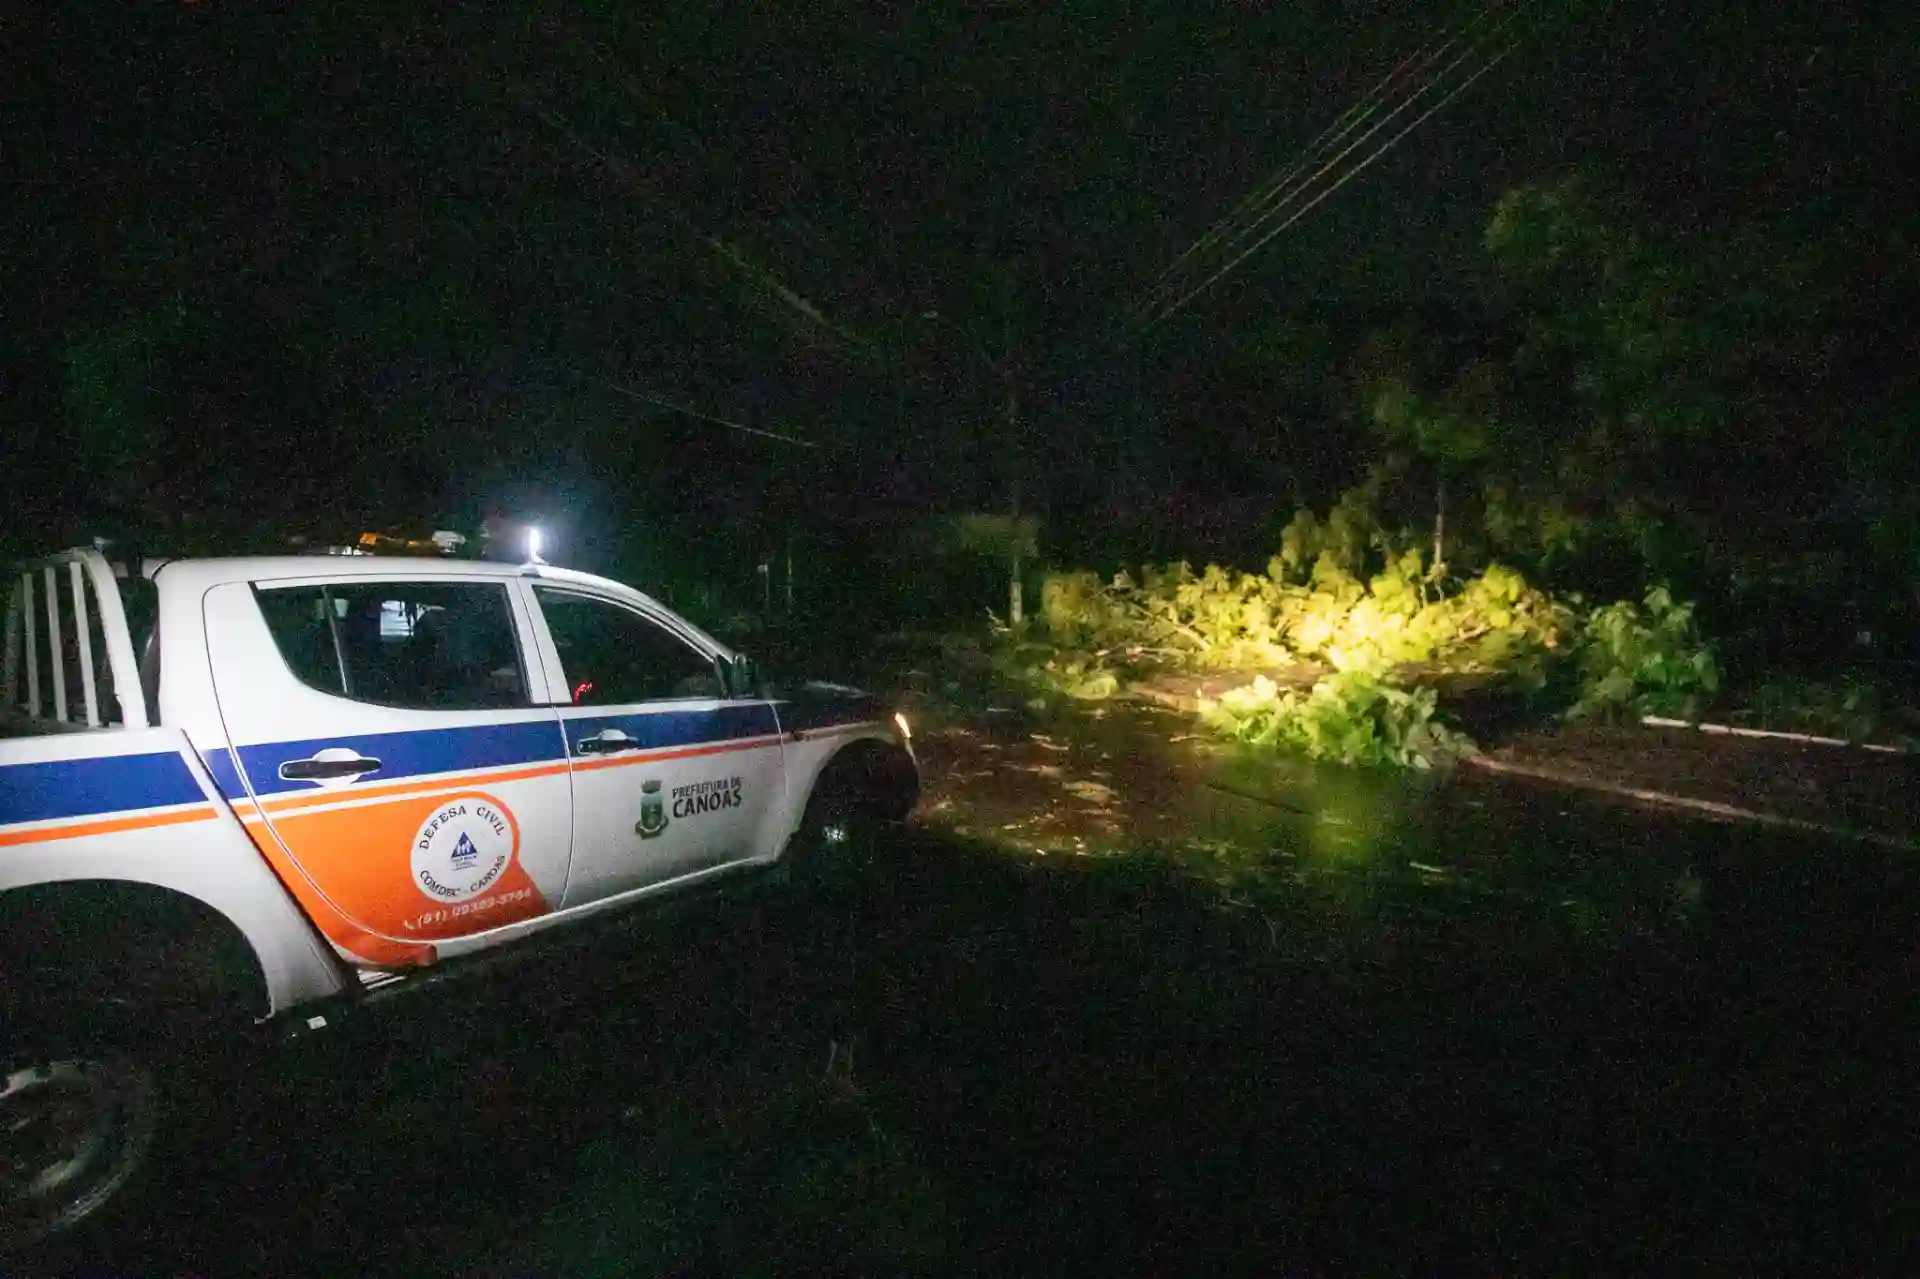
410;794;517;903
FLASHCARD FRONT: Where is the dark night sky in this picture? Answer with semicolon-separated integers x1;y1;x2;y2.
2;1;1914;569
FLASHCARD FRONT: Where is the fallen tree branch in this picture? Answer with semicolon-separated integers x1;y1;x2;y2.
1110;594;1213;651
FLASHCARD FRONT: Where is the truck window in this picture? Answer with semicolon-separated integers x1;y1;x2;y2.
533;589;724;705
253;582;528;710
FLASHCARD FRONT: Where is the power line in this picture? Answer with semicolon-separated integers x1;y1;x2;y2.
525;102;702;240
1143;39;1520;330
1142;17;1518;321
601;381;822;448
526;100;880;365
1136;2;1529;327
1146;41;1517;328
1143;5;1499;306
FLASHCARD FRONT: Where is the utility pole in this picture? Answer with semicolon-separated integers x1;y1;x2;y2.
1005;386;1024;628
920;306;1031;628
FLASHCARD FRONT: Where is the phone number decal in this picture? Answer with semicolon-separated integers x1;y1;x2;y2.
403;886;537;933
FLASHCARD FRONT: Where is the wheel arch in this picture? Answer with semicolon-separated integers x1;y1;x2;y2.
0;879;274;1029
784;734;920;847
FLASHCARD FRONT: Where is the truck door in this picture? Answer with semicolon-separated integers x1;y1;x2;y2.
526;586;786;907
205;575;572;965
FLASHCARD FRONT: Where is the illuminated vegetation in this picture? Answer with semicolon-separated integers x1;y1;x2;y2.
1202;671;1476;770
996;486;1721;768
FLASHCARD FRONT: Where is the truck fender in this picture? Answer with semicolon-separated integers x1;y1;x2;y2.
0;880;269;1028
775;728;919;856
0;729;351;1017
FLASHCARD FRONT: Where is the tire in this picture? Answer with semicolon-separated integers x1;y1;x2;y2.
0;890;265;1261
789;744;918;888
0;1055;158;1255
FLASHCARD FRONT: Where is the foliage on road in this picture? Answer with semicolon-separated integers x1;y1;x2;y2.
1041;488;1572;672
1201;670;1476;770
999;486;1721;768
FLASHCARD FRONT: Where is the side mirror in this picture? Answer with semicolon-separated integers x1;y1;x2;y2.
727;653;760;699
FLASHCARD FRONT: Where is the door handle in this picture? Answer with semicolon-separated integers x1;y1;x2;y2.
279;754;384;781
575;729;640;755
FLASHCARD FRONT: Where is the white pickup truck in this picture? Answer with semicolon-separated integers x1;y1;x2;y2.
0;546;917;1251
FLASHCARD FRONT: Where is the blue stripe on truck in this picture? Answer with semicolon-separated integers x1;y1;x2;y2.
234;718;570;797
202;747;246;800
0;752;206;825
562;702;781;750
219;704;786;799
771;694;883;734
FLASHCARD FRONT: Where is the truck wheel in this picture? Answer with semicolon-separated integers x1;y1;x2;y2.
790;744;918;888
0;1056;156;1254
0;888;266;1260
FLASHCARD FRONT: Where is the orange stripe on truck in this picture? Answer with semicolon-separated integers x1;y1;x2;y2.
567;736;781;775
252;735;782;806
257;760;574;816
238;788;557;968
0;805;217;847
236;817;440;968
